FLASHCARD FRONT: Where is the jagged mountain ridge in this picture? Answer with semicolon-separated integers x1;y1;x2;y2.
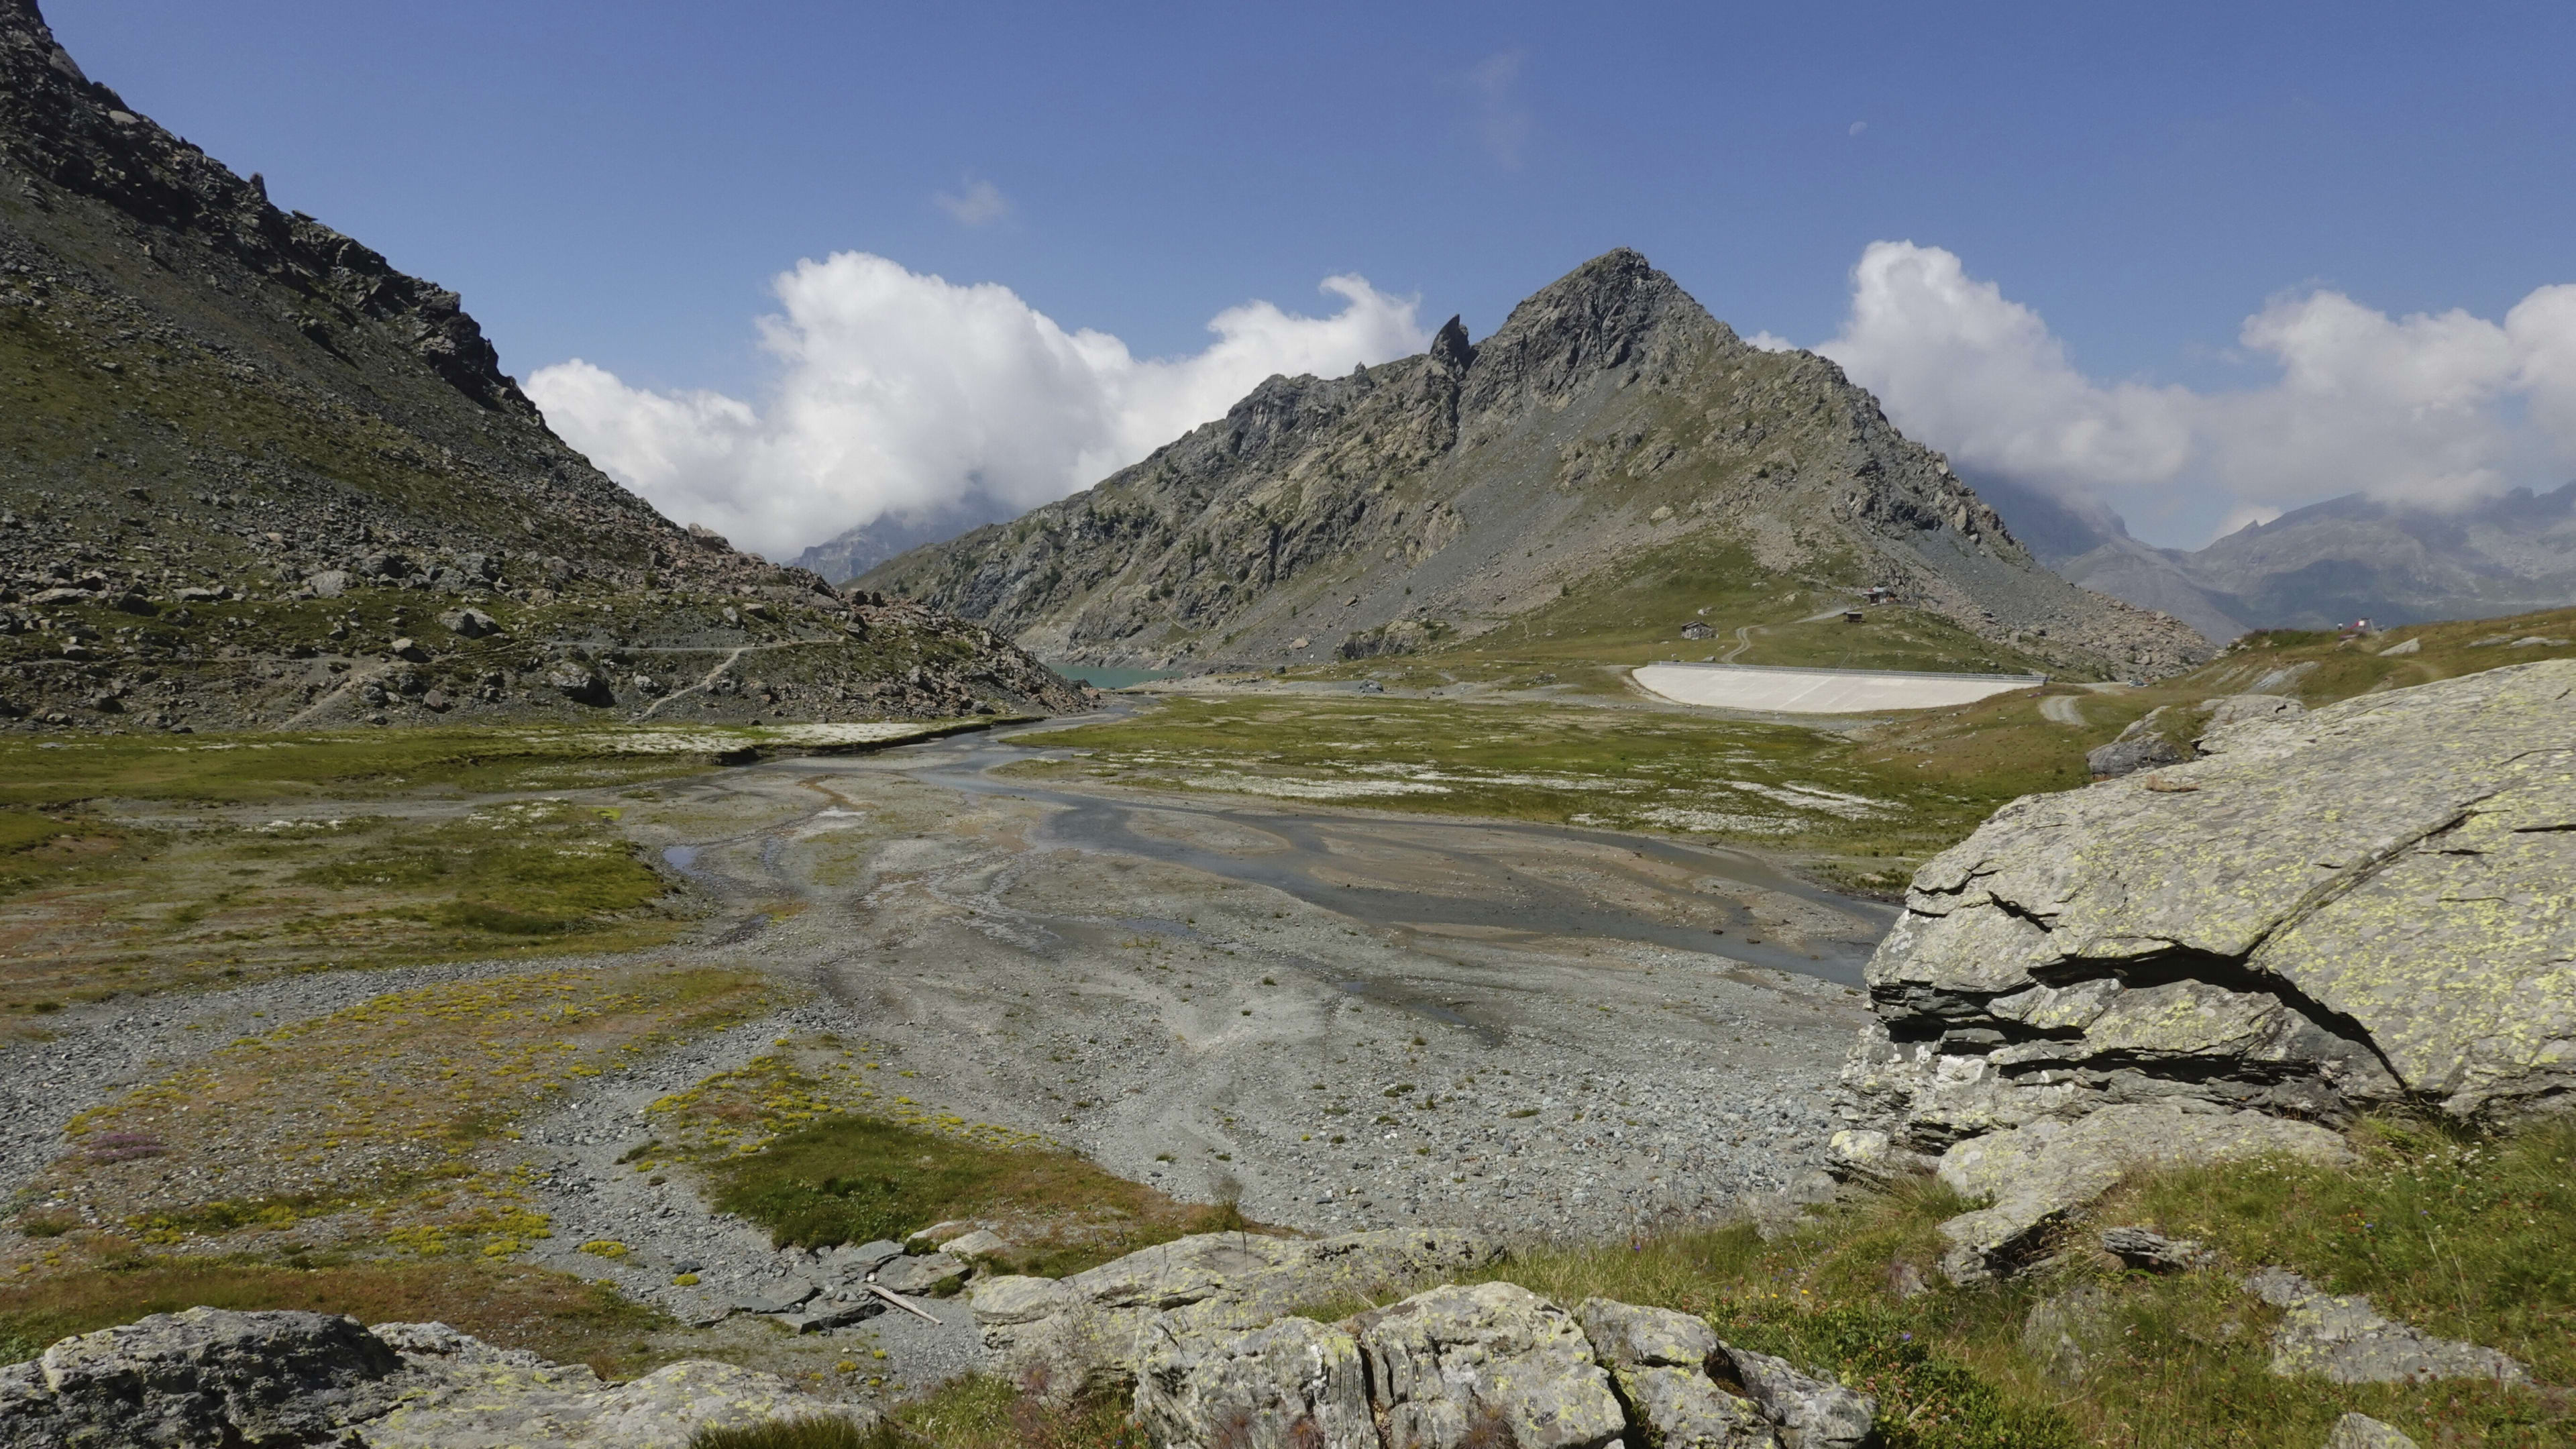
862;250;2208;679
1977;474;2576;640
0;0;1082;727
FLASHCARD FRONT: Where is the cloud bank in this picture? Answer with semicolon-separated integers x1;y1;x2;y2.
1813;241;2576;543
529;256;1429;561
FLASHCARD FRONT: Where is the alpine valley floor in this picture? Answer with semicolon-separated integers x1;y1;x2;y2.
0;711;1883;1400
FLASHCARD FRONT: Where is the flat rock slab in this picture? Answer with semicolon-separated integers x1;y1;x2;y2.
1933;1105;2350;1283
2245;1268;2526;1385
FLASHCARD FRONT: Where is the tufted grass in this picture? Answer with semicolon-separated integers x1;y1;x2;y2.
873;1374;1148;1449
0;1256;672;1379
1419;1115;2576;1449
690;1418;886;1449
700;1107;1264;1279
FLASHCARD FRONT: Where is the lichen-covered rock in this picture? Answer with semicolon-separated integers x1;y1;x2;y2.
1349;1283;1626;1449
1576;1298;1776;1448
0;1307;401;1447
1716;1347;1874;1449
2245;1269;2527;1386
1932;1106;2351;1283
971;1228;1499;1401
2019;1286;2110;1385
0;1309;871;1448
2322;1411;2421;1448
1849;661;2576;1148
1133;1314;1375;1449
2098;1226;2213;1273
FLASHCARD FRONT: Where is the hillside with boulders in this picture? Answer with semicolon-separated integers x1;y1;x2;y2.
0;0;1083;729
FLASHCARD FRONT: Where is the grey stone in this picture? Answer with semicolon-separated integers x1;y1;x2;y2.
1823;1128;1937;1185
2100;1226;2212;1273
0;1307;402;1447
2323;1411;2421;1448
941;1228;1013;1260
824;1238;906;1276
1845;662;2576;1164
1134;1314;1376;1449
2019;1285;2109;1384
2244;1267;2526;1385
873;1252;968;1295
973;1228;1500;1399
1933;1106;2350;1284
0;1309;871;1448
1350;1282;1626;1449
1577;1299;1776;1448
304;570;348;599
728;1275;818;1315
1720;1346;1874;1449
2085;734;2185;779
547;661;612;706
438;606;498;638
386;636;428;663
776;1297;883;1334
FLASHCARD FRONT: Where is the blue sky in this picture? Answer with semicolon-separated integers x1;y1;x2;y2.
44;1;2576;554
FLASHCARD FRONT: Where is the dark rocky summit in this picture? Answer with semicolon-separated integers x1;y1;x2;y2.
864;250;2208;679
0;0;1083;729
1835;659;2576;1281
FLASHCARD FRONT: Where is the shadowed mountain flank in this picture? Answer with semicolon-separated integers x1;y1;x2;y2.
862;250;2208;678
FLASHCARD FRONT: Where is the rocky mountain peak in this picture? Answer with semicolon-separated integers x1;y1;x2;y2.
1457;248;1729;429
1427;313;1476;375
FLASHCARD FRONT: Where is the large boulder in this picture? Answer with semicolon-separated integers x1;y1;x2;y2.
1348;1283;1626;1449
1575;1298;1777;1448
1134;1314;1375;1449
0;1307;400;1447
0;1309;871;1448
971;1228;1499;1399
1848;661;2576;1150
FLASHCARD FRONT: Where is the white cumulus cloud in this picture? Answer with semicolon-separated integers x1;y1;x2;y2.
529;255;1430;561
1809;241;2576;543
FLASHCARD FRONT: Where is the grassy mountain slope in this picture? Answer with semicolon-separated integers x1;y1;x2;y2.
864;251;2208;682
0;0;1081;729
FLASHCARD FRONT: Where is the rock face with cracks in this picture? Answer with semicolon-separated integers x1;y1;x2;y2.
1847;660;2576;1148
970;1228;1503;1400
1348;1283;1627;1449
0;1307;875;1447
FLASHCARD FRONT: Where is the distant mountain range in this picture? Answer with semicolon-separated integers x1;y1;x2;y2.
1973;476;2576;641
857;250;2207;680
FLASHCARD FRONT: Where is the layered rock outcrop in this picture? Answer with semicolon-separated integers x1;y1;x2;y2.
981;1232;1875;1449
0;1307;873;1446
1840;660;2576;1279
